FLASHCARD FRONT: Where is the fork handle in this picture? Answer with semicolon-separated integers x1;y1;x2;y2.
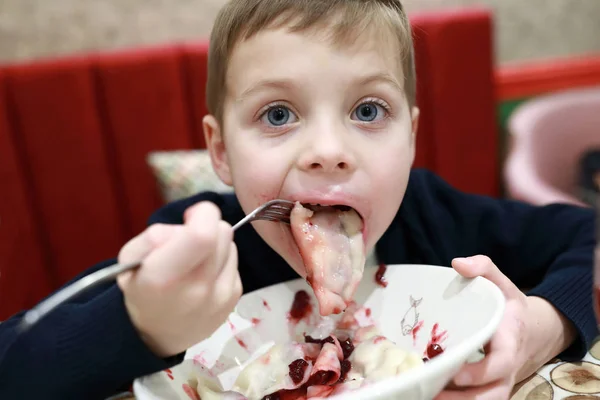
19;261;140;332
19;207;264;331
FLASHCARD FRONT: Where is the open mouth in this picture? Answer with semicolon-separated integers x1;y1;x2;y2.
301;204;361;218
289;202;366;317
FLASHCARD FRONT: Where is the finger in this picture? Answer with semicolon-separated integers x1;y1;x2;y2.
141;203;223;284
213;243;242;311
434;380;513;400
184;200;222;226
209;221;236;280
118;224;182;263
452;255;520;298
452;329;516;386
117;224;183;287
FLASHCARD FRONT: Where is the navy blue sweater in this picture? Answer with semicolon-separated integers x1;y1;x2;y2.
0;169;596;399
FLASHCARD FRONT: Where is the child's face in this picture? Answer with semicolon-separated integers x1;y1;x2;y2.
204;25;419;277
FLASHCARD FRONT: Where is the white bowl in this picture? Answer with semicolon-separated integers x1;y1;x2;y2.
133;264;505;400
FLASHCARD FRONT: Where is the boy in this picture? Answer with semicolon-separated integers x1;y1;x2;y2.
0;1;596;399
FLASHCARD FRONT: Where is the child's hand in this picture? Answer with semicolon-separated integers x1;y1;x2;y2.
116;202;242;358
435;255;529;400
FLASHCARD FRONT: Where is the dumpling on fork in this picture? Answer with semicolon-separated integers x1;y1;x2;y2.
290;202;366;316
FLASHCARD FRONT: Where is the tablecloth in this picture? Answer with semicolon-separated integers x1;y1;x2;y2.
510;337;600;399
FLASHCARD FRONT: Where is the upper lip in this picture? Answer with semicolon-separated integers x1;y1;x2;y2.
284;191;368;221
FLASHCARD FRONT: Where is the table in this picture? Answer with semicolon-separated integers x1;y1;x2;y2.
510;337;600;399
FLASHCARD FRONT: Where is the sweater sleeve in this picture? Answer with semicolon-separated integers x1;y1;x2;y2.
408;169;598;360
0;192;225;399
0;268;186;399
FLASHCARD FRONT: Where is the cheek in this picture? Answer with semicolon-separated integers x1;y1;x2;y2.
364;138;413;243
226;143;288;209
368;134;413;192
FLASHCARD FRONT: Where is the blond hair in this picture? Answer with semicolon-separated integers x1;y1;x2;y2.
206;0;416;122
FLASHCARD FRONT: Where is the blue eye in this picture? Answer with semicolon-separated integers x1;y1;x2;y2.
265;106;291;126
352;102;387;122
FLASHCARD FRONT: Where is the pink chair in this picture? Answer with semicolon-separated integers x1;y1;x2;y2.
504;86;600;206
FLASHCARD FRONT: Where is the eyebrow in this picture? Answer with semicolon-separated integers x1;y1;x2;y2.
355;73;404;93
237;79;298;103
236;72;404;103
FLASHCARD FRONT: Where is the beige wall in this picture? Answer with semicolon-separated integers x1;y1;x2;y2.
1;0;599;65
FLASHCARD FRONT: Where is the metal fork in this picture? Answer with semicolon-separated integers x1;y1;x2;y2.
19;199;296;331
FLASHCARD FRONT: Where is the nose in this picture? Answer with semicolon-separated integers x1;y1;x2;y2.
297;125;356;174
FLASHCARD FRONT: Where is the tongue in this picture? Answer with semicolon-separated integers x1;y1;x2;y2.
290;202;365;316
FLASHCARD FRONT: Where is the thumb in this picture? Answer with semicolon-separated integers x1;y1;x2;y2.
452;255;520;299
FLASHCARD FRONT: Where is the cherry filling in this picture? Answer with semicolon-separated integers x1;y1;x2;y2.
308;370;336;386
304;334;335;345
338;359;352;383
340;338;355;360
261;334;356;400
423;343;445;362
427;343;444;358
288;359;309;385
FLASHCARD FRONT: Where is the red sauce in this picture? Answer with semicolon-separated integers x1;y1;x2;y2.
182;383;201;400
430;323;448;343
365;308;372;317
251;318;261;325
263;299;272;311
373;336;386;344
411;320;424;342
288;290;313;323
236;338;248;350
375;264;388;288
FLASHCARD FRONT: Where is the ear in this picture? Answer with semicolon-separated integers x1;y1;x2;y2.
203;114;233;186
408;106;420;166
410;106;420;144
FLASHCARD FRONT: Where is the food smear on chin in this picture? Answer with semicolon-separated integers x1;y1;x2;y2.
290;202;366;316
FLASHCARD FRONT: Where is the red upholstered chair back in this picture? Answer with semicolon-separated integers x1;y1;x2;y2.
0;8;498;319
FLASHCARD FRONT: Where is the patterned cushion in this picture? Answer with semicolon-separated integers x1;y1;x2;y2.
147;150;233;203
